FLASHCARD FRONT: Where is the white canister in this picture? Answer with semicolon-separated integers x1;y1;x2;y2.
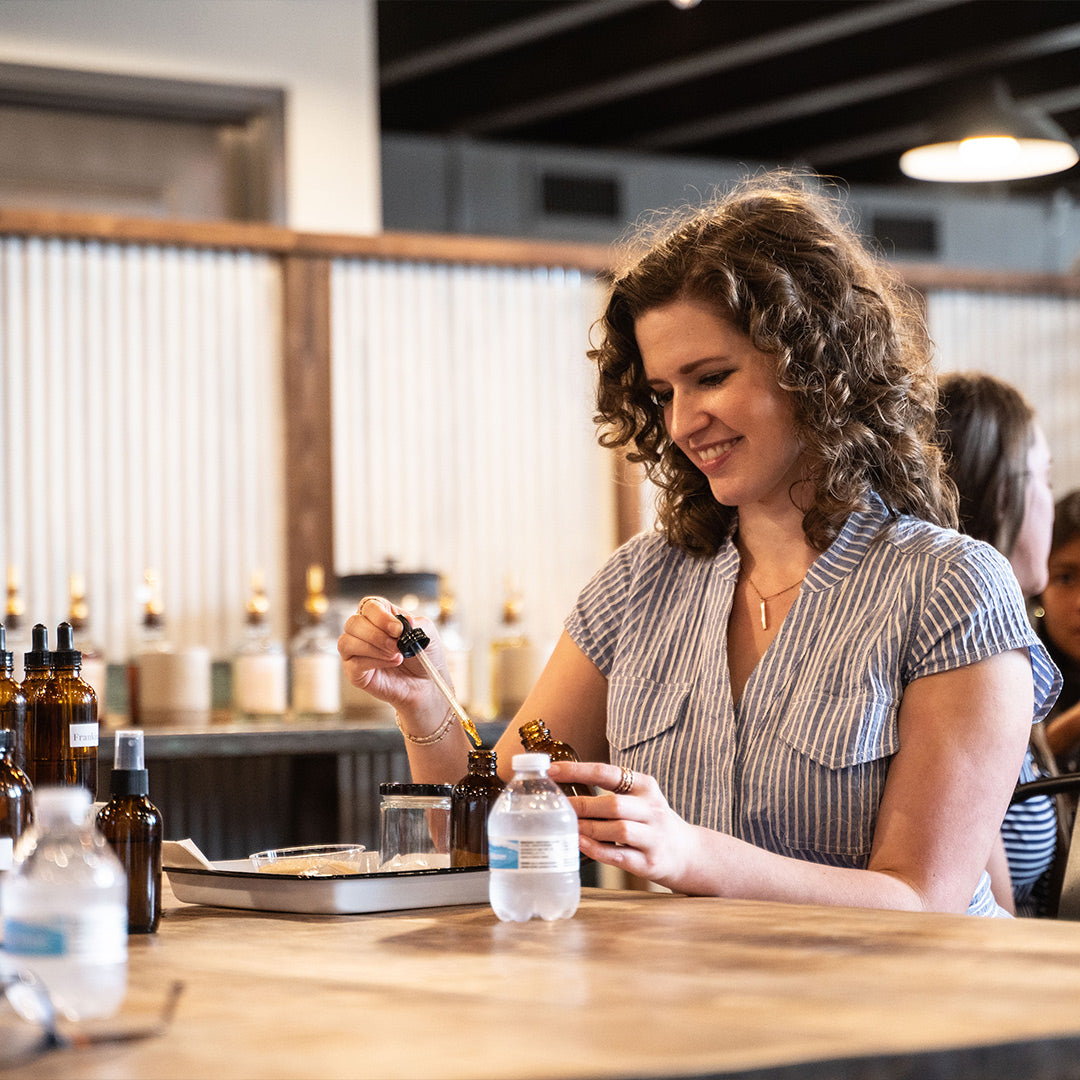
137;647;212;727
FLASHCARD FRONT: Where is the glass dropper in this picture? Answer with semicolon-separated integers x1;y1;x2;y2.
396;614;481;746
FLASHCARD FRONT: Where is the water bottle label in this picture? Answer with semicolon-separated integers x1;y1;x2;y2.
488;835;578;872
69;722;99;748
0;837;12;871
2;907;126;963
3;919;66;956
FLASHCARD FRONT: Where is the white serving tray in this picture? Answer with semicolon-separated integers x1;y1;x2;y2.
164;849;490;916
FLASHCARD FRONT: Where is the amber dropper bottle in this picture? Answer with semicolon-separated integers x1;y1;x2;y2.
97;729;163;934
35;622;99;798
22;623;54;791
0;624;28;772
518;718;592;798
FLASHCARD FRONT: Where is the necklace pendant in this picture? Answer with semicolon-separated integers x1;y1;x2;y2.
759;599;768;631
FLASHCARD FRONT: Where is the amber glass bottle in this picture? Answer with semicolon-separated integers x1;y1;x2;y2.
0;727;33;872
34;622;99;798
97;729;163;934
518;718;592;798
22;623;54;790
450;749;505;867
0;624;28;772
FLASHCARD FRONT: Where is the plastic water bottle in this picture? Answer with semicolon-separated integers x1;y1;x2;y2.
1;786;127;1021
487;752;580;922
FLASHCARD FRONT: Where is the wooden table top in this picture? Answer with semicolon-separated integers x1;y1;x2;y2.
5;883;1080;1080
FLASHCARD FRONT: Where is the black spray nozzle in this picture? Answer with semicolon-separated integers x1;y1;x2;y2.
396;614;430;658
24;623;51;670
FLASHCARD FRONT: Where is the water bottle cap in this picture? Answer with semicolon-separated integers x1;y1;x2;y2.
512;753;551;772
33;785;92;824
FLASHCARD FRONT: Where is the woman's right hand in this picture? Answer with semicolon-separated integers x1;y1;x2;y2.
337;596;447;713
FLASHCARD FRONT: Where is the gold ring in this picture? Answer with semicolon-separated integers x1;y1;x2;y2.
613;766;634;795
358;595;383;618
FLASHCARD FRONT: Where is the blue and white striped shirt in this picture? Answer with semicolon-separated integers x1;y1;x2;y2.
565;493;1062;917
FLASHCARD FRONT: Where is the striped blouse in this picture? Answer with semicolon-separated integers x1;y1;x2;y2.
565;493;1062;917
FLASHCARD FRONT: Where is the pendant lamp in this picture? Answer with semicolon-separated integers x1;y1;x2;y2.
899;80;1078;183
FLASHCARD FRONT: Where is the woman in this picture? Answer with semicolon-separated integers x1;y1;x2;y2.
340;173;1060;915
937;371;1057;915
1037;491;1080;767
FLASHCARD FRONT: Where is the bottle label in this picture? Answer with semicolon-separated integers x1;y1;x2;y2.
69;723;99;748
0;836;11;871
3;906;127;963
488;835;578;872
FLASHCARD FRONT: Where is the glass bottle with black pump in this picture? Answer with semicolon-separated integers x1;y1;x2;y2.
0;624;28;772
518;718;592;798
450;749;505;867
0;727;33;873
97;729;163;934
34;622;99;798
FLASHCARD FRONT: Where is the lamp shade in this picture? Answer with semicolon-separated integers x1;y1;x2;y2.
899;80;1078;182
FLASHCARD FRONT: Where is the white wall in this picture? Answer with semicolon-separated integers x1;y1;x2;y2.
0;0;380;234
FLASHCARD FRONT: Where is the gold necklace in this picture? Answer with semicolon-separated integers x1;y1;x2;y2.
744;575;804;631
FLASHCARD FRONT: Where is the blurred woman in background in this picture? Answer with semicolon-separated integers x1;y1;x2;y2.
938;371;1057;915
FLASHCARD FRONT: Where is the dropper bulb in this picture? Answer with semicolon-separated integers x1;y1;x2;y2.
56;621;75;652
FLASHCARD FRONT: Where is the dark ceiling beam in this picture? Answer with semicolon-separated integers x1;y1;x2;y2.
379;0;654;87
455;0;966;135
634;21;1080;150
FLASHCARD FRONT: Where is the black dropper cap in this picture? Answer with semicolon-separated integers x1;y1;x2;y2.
52;622;82;670
395;613;430;658
23;623;51;672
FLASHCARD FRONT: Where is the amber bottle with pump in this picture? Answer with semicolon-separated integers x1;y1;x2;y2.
0;625;28;772
0;727;33;873
97;729;162;933
450;749;505;867
519;718;592;798
34;622;99;798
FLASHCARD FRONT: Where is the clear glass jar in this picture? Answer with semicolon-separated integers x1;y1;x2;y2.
378;782;452;872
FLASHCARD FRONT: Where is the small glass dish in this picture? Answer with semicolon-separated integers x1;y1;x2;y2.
248;844;376;877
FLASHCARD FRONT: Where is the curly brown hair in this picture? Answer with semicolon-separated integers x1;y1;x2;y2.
590;172;958;556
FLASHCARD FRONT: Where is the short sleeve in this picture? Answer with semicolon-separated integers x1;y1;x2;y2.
907;537;1062;723
563;534;644;676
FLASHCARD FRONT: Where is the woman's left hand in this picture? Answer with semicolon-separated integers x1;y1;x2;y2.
548;760;699;890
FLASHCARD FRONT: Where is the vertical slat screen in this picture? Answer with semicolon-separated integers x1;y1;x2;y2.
331;259;612;713
0;236;285;663
927;290;1080;497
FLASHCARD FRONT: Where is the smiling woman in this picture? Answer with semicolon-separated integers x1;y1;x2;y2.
339;170;1061;918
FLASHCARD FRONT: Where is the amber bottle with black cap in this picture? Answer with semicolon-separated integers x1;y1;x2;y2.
97;729;163;933
0;726;33;873
33;622;98;797
0;624;28;771
22;623;54;790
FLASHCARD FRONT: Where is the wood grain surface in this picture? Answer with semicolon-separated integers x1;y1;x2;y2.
4;884;1080;1079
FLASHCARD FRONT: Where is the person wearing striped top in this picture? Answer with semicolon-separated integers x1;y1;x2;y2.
937;371;1058;916
340;172;1060;917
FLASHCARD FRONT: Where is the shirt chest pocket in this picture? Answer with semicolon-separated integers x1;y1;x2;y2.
607;675;691;760
756;692;899;860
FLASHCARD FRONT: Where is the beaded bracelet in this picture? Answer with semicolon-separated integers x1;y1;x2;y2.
395;707;454;746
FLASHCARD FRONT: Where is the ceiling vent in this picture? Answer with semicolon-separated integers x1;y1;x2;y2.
540;172;621;220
